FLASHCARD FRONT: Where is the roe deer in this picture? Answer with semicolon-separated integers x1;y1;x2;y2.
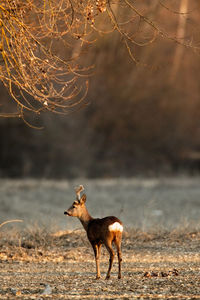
64;185;123;279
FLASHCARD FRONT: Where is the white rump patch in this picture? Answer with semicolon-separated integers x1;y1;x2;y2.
108;222;123;232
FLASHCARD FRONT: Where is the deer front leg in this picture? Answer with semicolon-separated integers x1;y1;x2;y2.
92;243;101;279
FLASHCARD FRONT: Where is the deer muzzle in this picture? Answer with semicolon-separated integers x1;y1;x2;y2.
64;211;70;216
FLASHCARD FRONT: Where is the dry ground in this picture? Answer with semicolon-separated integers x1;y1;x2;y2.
0;228;200;299
1;178;200;299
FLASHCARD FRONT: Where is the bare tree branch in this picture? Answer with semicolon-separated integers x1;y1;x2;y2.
0;0;199;120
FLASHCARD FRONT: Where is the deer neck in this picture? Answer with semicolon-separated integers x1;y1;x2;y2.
79;207;93;231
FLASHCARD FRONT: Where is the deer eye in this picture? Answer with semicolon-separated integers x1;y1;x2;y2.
72;205;76;208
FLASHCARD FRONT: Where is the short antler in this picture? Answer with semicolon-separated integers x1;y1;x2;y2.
75;185;84;200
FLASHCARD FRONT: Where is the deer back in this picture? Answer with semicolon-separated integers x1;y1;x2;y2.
87;216;123;243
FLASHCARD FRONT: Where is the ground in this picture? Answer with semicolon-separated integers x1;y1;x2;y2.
0;229;200;299
0;178;200;298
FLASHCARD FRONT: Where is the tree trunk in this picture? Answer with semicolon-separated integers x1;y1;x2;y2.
170;0;189;82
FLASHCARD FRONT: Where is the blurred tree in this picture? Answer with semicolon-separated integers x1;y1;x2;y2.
1;23;200;178
170;0;189;81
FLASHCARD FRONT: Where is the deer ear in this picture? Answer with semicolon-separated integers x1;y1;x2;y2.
80;194;86;204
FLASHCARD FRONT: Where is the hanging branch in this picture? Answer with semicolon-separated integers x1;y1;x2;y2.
0;0;93;118
0;0;199;119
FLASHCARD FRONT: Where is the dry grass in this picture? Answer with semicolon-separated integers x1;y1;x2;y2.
0;227;200;298
1;177;200;231
1;178;200;298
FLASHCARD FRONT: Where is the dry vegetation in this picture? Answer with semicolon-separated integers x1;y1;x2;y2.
0;227;200;298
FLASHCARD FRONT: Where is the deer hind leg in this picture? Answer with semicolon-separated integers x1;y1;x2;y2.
92;243;102;279
104;240;115;280
114;233;122;279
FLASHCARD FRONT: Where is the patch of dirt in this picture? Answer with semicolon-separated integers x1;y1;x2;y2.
0;229;200;299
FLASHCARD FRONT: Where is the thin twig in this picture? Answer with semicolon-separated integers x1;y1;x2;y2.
0;219;23;229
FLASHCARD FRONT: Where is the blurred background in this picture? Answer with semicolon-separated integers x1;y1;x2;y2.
1;0;200;179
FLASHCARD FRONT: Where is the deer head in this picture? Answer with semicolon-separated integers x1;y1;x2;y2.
64;185;86;218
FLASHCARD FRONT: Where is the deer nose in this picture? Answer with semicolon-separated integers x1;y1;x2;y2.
64;211;70;215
